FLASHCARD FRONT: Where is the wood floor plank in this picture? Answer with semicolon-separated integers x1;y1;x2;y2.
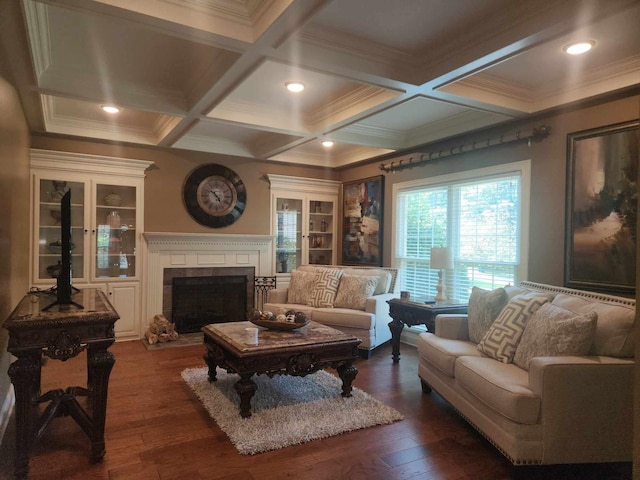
0;340;631;479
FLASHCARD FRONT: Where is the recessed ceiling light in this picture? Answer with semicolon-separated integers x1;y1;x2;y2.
321;140;334;148
101;105;121;114
563;41;595;55
285;81;305;93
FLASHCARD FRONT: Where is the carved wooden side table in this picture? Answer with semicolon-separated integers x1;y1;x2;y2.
387;298;467;362
4;288;119;480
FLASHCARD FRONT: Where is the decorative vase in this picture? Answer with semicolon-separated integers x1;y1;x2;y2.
50;181;67;201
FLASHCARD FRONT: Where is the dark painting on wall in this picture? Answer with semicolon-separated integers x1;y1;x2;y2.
342;175;384;266
565;120;639;295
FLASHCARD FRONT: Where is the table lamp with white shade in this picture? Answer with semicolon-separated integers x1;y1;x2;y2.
430;247;453;304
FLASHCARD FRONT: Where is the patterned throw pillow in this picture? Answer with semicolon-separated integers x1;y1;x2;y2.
477;292;552;363
307;268;343;308
334;274;380;310
287;270;317;305
513;303;597;370
467;286;509;344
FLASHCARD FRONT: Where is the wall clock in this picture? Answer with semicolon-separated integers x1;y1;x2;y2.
183;164;247;228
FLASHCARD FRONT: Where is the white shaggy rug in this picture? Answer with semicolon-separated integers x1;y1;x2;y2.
181;366;403;455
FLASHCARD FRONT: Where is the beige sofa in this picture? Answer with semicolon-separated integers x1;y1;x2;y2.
417;281;635;465
264;265;398;358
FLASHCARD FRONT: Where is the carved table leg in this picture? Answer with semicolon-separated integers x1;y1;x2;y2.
8;352;42;480
336;362;358;397
87;344;115;463
234;374;257;418
388;318;405;363
203;347;218;382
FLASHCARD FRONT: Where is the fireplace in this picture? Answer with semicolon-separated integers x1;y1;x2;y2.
163;266;255;334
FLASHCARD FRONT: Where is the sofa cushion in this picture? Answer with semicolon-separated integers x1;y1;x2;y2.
311;307;374;330
551;293;635;358
513;303;598;370
477;292;552;363
504;284;536;299
334;274;379;310
456;356;541;425
287;270;317;305
307;268;343;308
341;268;392;295
417;332;481;378
467;286;509;343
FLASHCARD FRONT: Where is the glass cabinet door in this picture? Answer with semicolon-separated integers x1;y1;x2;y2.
308;199;334;266
95;183;137;278
37;178;86;282
275;197;302;273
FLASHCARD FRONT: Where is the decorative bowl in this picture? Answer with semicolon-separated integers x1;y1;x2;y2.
104;192;122;206
249;318;310;331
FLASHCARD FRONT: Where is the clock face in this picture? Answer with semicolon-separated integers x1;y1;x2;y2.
196;176;237;216
183;164;246;228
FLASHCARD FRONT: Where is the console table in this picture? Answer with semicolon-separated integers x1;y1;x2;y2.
387;298;467;362
4;288;119;480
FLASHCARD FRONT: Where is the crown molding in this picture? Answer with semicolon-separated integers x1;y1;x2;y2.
22;0;52;78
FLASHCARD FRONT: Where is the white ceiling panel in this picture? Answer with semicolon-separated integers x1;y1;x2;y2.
1;0;637;168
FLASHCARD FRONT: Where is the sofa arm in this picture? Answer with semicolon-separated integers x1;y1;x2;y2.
434;314;470;340
365;293;397;316
266;288;288;304
528;356;634;463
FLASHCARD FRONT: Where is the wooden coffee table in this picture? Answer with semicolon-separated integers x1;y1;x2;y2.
202;321;361;418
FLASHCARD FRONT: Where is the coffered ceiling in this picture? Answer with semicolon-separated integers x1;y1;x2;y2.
2;0;639;168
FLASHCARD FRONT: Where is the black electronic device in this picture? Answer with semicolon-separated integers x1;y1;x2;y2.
43;190;83;310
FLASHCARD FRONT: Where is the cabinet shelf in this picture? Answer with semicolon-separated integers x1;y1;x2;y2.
96;205;136;210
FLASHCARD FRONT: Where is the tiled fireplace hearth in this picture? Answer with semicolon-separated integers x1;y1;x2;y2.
143;232;274;337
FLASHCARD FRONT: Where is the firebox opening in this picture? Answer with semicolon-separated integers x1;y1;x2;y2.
172;275;248;334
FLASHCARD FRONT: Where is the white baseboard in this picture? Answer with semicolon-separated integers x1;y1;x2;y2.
400;326;424;349
0;385;15;447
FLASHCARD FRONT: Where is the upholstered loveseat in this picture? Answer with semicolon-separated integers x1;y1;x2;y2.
264;265;398;358
417;281;635;465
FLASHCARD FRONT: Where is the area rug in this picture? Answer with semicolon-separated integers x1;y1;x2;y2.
181;366;403;455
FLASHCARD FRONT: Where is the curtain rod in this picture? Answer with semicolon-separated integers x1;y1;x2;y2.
379;125;552;173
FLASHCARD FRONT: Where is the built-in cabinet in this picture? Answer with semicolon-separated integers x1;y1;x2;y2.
268;175;340;285
30;149;152;340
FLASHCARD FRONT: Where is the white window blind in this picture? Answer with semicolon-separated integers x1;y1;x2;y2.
394;162;529;302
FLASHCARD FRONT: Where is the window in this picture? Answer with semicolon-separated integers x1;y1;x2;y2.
393;161;530;302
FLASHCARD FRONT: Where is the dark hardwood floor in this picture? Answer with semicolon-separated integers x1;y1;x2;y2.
0;340;631;480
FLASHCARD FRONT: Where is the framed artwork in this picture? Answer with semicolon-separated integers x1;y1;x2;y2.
341;175;384;266
565;120;639;295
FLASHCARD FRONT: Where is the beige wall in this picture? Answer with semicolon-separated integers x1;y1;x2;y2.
339;93;640;286
32;93;639;285
30;136;338;234
0;74;31;434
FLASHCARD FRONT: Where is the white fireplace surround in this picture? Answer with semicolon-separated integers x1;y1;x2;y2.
142;232;274;337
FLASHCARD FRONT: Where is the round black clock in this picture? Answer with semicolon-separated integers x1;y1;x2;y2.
183;164;247;228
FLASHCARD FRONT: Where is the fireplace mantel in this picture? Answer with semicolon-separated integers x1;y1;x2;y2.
142;232;274;337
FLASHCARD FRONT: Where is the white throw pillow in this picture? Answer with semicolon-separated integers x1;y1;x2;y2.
341;268;391;295
477;292;552;363
513;303;597;370
467;286;509;344
307;268;343;308
334;274;380;310
287;269;316;305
